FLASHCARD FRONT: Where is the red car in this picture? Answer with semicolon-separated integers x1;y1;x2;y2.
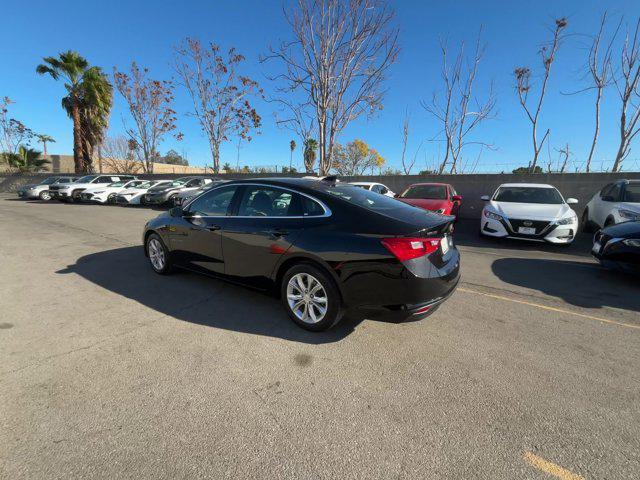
396;183;462;218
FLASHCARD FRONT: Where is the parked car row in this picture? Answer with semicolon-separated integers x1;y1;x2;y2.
14;175;639;319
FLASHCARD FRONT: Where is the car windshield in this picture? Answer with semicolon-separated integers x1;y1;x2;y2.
325;185;425;215
76;175;97;183
494;186;564;204
39;177;58;185
400;185;447;200
166;179;187;187
624;184;640;202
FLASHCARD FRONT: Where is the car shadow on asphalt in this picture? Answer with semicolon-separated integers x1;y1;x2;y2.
56;246;362;344
491;257;640;312
453;218;593;258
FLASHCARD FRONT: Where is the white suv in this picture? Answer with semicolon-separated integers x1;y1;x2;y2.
49;174;137;202
583;180;640;231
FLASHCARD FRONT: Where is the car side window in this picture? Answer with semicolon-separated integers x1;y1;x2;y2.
237;186;302;217
600;184;614;199
371;185;382;194
187;186;238;216
302;196;325;216
607;183;622;201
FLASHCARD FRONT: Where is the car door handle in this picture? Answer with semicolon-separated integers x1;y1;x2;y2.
267;228;289;238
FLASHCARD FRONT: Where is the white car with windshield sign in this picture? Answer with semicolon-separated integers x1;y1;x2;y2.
115;180;173;205
480;183;579;244
349;181;395;197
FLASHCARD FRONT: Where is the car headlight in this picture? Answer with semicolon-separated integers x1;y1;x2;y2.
619;209;640;221
557;214;577;225
623;238;640;248
483;210;503;221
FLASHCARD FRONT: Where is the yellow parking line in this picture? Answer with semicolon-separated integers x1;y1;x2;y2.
458;287;640;331
523;452;584;480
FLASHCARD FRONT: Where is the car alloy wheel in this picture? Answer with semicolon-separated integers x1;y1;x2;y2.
146;234;172;274
281;264;343;331
39;190;51;201
107;193;116;204
286;273;328;324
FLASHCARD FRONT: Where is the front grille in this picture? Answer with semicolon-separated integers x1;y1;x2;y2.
508;219;551;234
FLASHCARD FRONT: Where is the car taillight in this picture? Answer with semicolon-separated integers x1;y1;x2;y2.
381;237;442;261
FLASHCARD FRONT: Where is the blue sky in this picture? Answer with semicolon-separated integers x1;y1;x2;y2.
2;0;640;173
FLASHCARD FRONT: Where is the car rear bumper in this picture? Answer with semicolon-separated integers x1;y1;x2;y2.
481;217;576;244
340;247;461;316
355;276;459;321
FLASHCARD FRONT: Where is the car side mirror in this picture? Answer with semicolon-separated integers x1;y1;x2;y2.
452;195;462;202
566;198;578;205
169;206;186;217
480;195;490;201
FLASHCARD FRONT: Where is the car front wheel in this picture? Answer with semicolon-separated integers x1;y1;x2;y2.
146;233;173;274
39;190;51;201
281;264;344;331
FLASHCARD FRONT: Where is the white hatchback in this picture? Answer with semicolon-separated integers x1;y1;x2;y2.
583;180;640;230
480;183;579;244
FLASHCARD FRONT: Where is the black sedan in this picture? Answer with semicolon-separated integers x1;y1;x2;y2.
142;177;460;331
592;221;640;275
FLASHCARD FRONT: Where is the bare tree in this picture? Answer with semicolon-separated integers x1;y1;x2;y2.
612;18;640;172
174;39;262;173
514;18;567;173
113;63;181;173
399;109;423;175
423;29;496;174
557;143;571;173
0;97;34;155
264;0;399;175
100;135;142;173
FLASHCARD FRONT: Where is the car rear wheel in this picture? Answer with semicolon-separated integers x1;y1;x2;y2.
281;264;343;331
39;190;51;201
107;193;117;204
146;234;173;274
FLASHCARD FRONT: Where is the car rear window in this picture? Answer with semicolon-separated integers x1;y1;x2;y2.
494;187;563;204
400;185;447;200
324;185;421;215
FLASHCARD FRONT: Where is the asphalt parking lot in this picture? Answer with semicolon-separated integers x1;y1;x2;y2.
1;194;639;479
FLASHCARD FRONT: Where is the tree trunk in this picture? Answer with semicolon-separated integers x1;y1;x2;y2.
212;141;220;174
318;121;326;175
71;103;83;174
586;88;602;173
530;121;539;173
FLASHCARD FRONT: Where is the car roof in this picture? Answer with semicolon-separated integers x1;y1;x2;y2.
406;182;450;187
498;183;556;188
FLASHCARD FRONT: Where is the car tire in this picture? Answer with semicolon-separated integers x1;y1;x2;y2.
107;193;117;204
281;263;344;331
581;209;595;233
168;194;178;206
39;190;51;201
146;233;173;275
71;190;83;202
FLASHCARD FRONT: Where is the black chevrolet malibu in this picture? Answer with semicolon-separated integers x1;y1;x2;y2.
143;177;460;331
591;221;640;275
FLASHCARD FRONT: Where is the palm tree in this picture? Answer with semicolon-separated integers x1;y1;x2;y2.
4;146;49;172
303;138;318;173
36;51;112;173
35;133;55;156
289;139;296;169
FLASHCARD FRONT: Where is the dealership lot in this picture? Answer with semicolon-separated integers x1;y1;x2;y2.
1;195;639;479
